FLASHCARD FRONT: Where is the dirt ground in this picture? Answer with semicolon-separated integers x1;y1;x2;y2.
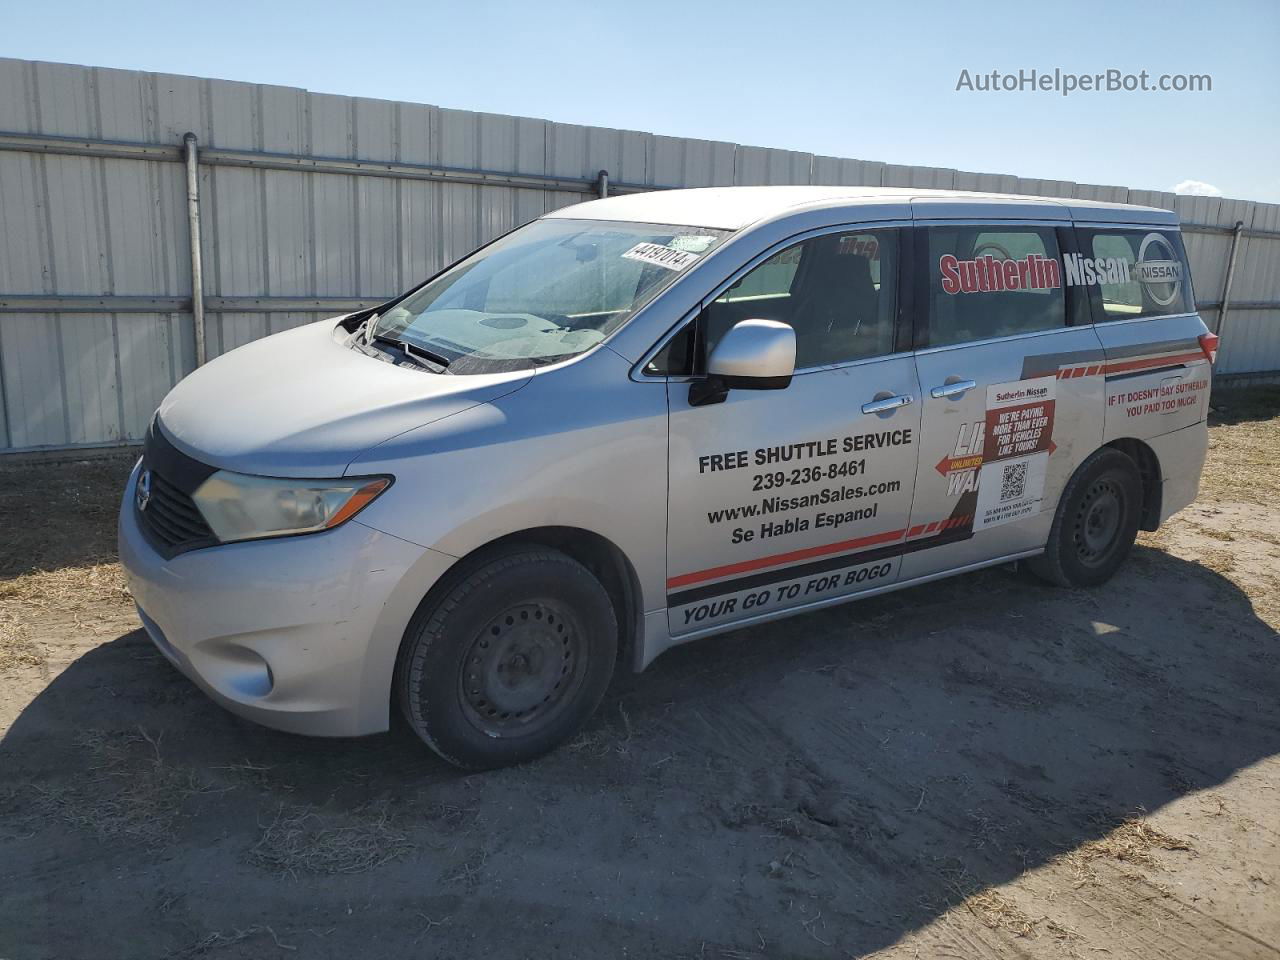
2;390;1278;960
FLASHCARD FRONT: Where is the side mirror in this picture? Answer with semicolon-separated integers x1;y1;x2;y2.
690;319;796;406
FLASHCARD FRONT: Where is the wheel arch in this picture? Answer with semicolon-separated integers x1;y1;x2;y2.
1104;437;1163;531
394;525;645;693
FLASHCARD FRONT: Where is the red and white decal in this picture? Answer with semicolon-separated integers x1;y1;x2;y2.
1108;376;1209;418
972;376;1057;531
1055;348;1206;380
940;254;1061;295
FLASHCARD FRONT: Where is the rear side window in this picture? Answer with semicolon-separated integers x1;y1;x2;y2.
1072;228;1192;321
921;224;1070;348
924;225;1067;347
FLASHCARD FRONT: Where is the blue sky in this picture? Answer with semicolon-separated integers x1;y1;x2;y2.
4;0;1278;202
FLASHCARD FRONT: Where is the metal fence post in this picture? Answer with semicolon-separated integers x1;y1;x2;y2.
1217;219;1245;347
183;133;207;367
596;169;609;199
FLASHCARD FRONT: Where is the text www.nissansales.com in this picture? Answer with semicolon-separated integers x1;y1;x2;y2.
707;480;901;524
956;68;1211;96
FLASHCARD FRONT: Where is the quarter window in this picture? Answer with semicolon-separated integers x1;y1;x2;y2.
925;225;1066;347
1074;229;1192;321
705;229;899;369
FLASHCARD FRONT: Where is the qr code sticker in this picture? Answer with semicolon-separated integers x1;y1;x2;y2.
999;461;1028;503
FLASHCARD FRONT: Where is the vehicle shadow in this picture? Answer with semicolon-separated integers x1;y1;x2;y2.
2;543;1277;959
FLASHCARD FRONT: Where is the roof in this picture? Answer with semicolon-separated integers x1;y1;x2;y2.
545;185;1178;231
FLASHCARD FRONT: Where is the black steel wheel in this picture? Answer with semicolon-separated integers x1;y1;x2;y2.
1072;476;1125;568
396;545;617;769
458;600;588;736
1029;447;1144;588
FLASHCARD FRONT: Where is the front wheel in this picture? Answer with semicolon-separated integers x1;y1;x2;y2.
395;546;618;770
1028;448;1143;588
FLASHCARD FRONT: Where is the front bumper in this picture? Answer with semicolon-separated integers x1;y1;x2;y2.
118;462;451;736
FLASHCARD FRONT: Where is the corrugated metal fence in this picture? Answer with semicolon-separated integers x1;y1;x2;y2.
1;57;1277;453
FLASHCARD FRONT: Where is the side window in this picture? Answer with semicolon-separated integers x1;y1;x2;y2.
643;321;696;376
718;245;801;304
925;225;1066;347
705;229;899;369
1073;228;1192;321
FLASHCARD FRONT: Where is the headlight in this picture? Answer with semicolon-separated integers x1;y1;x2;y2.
191;471;392;543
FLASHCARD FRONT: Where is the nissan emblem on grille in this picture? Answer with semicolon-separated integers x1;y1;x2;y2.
136;469;152;512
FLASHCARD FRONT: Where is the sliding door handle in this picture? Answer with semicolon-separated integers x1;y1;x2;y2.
861;394;914;415
930;379;977;399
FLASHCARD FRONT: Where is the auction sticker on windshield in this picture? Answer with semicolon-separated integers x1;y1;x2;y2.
622;242;701;271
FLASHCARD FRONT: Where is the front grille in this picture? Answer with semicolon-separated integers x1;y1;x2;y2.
137;419;219;556
140;470;215;549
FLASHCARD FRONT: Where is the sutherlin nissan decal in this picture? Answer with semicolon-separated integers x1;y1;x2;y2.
940;253;1060;294
940;232;1182;301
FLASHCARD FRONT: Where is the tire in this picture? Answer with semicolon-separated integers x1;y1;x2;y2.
1027;448;1143;588
395;545;618;770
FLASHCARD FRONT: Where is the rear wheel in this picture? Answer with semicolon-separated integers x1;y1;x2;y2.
395;546;617;769
1028;448;1143;588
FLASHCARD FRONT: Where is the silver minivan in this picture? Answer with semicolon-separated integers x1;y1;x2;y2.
119;186;1216;768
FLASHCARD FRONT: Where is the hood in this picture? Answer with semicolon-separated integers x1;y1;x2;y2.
157;318;533;477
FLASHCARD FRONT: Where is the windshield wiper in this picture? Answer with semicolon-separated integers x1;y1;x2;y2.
371;331;452;372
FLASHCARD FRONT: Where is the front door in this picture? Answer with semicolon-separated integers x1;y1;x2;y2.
903;221;1105;580
664;226;922;636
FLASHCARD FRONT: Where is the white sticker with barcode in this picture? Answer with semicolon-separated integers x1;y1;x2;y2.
621;242;700;271
973;451;1049;531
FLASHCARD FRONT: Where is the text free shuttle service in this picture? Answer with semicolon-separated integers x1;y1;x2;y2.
120;186;1216;769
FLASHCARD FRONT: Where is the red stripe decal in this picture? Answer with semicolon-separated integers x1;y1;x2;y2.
925;521;939;533
908;524;925;537
1105;351;1205;376
667;527;908;589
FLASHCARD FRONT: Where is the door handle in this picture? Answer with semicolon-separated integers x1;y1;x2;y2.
861;394;914;415
930;379;978;399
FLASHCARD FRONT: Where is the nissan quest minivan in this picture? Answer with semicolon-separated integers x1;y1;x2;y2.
119;186;1216;769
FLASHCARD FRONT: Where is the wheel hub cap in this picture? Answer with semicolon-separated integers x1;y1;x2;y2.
1075;480;1123;563
461;602;578;733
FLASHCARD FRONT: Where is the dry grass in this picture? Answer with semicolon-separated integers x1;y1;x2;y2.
1137;388;1280;626
1057;814;1192;888
0;562;131;612
0;610;44;670
940;867;1083;945
1197;547;1238;575
1082;815;1192;867
0;563;131;671
246;801;413;877
31;728;223;847
960;888;1039;937
0;456;135;668
1200;387;1280;504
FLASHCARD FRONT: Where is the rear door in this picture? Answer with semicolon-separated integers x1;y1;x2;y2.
662;225;922;636
902;220;1106;580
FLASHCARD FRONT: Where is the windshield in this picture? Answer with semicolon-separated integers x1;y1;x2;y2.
370;218;730;373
